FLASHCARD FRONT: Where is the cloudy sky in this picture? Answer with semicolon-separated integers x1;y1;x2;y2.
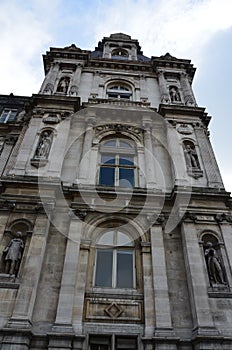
0;0;231;192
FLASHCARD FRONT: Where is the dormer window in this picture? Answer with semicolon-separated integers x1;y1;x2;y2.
111;49;129;60
0;109;17;123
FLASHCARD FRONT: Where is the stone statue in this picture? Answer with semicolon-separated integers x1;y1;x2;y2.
205;242;226;285
169;86;181;102
35;132;52;159
57;77;69;93
3;232;24;275
69;85;78;96
184;144;200;169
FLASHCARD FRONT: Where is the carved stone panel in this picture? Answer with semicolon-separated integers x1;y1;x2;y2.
84;297;143;323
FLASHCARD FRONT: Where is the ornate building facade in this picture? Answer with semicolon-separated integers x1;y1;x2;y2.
0;33;231;350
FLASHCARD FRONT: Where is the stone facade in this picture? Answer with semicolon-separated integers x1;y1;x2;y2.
0;33;231;349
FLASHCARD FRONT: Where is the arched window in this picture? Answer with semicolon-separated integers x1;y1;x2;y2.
98;137;137;188
107;83;132;100
94;230;135;288
111;48;129;60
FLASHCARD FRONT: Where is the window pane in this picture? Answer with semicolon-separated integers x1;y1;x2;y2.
119;168;134;187
98;231;114;245
119;140;132;148
119;93;130;99
99;167;115;186
103;140;116;147
117;232;133;246
95;249;113;287
108;92;118;98
119;156;134;166
117;251;133;288
101;154;115;165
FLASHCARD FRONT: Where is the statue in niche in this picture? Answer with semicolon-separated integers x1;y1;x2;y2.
57;77;69;93
204;242;226;285
35;131;52;159
2;232;24;275
169;86;181;102
184;143;200;169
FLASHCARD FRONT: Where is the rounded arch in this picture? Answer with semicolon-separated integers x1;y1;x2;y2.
95;125;143;146
199;230;222;245
37;127;57;136
104;76;135;89
84;214;146;244
8;218;33;235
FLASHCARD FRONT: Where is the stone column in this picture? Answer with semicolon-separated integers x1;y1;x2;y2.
53;217;83;332
180;72;197;106
166;123;188;186
91;71;100;97
157;70;170;104
140;75;148;101
68;64;83;96
6;213;51;328
150;225;173;335
194;126;224;188
219;221;232;286
39;62;60;94
141;242;155;338
78;115;96;184
181;220;217;336
143;122;156;189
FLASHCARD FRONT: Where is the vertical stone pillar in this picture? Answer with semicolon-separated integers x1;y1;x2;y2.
91;71;100;97
73;238;90;333
181;220;217;336
143;121;156;189
157;70;170;104
78;115;96;184
194;126;224;188
219;221;232;286
39;62;60;94
180;72;197;106
166;123;188;186
53;217;83;331
7;213;51;328
141;242;155;337
140;75;148;100
69;64;83;96
150;225;173;335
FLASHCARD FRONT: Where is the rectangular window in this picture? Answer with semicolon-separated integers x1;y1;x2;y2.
95;249;113;287
90;336;110;350
0;109;17;123
116;251;134;288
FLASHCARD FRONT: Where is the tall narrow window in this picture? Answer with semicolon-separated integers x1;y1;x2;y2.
94;230;135;289
0;109;17;123
99;137;136;188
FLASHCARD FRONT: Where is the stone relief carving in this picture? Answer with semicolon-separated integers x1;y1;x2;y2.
69;85;78;96
56;77;70;94
35;131;53;159
2;232;24;276
204;242;227;285
95;124;143;142
43;83;54;95
177;124;193;135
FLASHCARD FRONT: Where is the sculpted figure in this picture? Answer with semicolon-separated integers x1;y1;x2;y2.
169;86;181;102
205;242;226;285
184;144;200;169
3;232;24;275
57;77;69;93
35;132;52;159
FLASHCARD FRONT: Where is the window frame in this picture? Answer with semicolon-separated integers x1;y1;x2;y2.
106;83;132;100
94;230;136;289
0;108;18;123
98;137;137;188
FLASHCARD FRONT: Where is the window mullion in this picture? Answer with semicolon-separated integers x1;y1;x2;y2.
113;248;117;288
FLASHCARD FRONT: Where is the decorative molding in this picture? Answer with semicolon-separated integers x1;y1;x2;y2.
43;114;60;124
95;123;143;142
176;123;193;135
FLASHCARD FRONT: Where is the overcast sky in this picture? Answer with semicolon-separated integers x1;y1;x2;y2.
0;0;231;192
